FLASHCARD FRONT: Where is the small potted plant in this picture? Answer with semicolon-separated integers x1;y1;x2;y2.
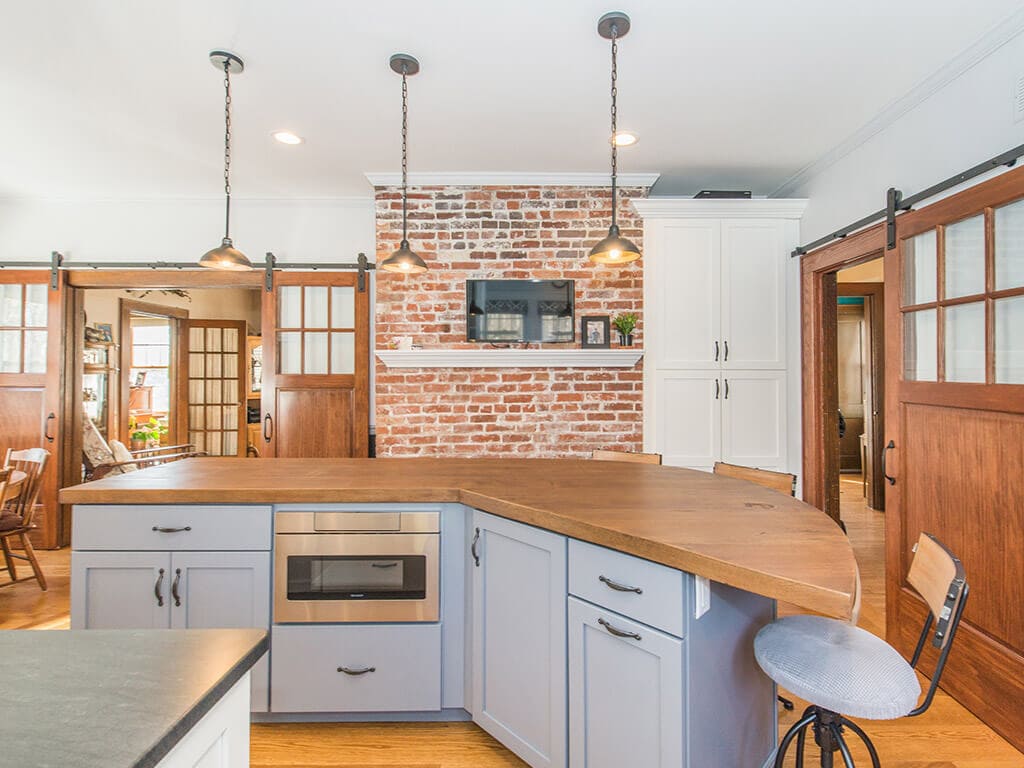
612;313;638;347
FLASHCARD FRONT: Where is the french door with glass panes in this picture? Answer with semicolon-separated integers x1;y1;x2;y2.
885;167;1024;751
185;320;247;456
0;272;63;548
261;273;369;458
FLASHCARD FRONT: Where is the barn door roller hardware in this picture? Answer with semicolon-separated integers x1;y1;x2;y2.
262;252;373;293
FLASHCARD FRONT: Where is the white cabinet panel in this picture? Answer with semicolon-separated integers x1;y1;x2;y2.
650;221;721;369
722;371;787;470
71;551;170;629
652;371;720;469
72;505;272;551
471;510;567;768
568;598;684;768
721;221;787;369
156;673;251;768
170;551;271;713
271;623;441;713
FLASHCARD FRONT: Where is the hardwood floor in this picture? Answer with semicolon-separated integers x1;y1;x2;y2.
3;489;1021;767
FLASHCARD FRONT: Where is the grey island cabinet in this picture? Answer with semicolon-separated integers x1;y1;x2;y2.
0;628;267;768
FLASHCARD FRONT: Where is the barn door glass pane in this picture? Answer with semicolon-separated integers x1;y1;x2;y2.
331;332;355;374
995;198;1024;290
23;330;47;373
944;215;985;299
24;285;47;326
279;286;302;328
305;287;328;328
303;333;328;374
331;287;355;328
278;332;301;374
944;302;985;383
0;330;21;372
0;285;22;326
903;309;937;381
995;296;1024;384
903;231;937;305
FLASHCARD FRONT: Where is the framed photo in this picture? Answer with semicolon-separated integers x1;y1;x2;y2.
96;322;113;342
581;316;610;349
132;371;147;387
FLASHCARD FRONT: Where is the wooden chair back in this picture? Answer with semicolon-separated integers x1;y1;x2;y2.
907;532;966;649
4;448;49;528
0;467;12;506
713;462;796;497
591;450;663;465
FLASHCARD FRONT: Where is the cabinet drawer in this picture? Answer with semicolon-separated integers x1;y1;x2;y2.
569;539;687;637
72;505;272;551
271;623;441;713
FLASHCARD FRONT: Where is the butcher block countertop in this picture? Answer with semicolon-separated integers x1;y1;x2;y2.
60;457;857;619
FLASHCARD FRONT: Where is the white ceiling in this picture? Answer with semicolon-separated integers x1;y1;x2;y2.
2;0;1021;200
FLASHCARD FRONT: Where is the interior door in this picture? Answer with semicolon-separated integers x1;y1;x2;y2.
885;169;1024;752
0;271;63;548
261;272;369;457
184;319;247;456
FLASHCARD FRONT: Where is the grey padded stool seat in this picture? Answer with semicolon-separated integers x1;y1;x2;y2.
754;532;969;768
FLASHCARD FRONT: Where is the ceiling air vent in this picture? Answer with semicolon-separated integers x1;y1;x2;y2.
1016;74;1024;123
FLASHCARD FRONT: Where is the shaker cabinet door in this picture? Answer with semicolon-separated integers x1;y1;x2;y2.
721;370;788;471
169;551;271;712
71;551;171;629
568;597;685;768
471;510;567;768
651;371;721;470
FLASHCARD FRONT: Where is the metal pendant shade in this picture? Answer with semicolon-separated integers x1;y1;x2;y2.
380;54;428;275
200;50;252;271
589;12;641;266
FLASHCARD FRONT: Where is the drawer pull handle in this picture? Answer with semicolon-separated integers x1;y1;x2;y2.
598;617;641;641
154;568;165;607
171;568;182;607
337;666;376;676
371;562;399;569
152;526;192;533
599;575;643;594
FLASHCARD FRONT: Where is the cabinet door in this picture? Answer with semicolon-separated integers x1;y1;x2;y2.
721;220;787;370
170;552;271;713
568;598;684;768
471;510;567;768
721;371;787;470
647;221;721;369
651;371;721;470
71;551;171;629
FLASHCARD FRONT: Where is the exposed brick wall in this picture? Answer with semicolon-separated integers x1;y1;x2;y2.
374;184;646;457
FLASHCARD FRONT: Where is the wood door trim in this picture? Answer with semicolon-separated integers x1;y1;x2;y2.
800;223;886;520
67;270;264;289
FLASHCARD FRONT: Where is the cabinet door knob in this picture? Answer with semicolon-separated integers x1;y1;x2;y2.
599;575;643;594
337;666;376;676
598;617;641;641
154;568;165;608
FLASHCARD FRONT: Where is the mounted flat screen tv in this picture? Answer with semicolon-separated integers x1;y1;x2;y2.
466;279;575;343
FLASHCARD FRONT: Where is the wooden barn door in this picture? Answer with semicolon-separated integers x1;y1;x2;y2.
0;271;64;548
885;166;1024;751
260;273;369;457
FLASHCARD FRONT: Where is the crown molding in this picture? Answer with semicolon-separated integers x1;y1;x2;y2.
771;7;1024;198
364;171;660;188
376;348;644;369
632;198;808;219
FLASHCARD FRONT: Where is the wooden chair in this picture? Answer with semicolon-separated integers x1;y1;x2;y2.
713;462;796;497
591;449;663;465
0;447;50;591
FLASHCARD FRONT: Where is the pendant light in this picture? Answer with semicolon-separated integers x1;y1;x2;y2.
380;54;428;274
200;50;252;271
589;13;641;266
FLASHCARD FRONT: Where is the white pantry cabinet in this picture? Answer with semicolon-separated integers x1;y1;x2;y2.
568;597;684;768
635;199;805;474
470;510;567;768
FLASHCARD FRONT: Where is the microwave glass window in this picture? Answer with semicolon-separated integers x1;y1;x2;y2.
287;555;426;601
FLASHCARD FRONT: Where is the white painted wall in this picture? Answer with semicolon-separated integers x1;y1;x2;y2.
0;197;375;263
783;21;1024;242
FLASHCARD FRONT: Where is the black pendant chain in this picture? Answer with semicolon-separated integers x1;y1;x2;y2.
223;59;233;241
610;33;619;228
401;66;409;241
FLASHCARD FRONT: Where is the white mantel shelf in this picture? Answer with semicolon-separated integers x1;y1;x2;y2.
375;349;644;369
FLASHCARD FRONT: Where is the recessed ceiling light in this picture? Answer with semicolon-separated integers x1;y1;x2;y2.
272;130;303;145
612;130;638;147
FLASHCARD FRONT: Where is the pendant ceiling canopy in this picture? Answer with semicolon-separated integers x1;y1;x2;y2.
379;53;428;275
588;12;641;266
200;50;253;271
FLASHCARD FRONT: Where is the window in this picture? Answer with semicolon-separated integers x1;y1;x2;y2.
0;283;47;373
901;197;1024;384
130;321;171;412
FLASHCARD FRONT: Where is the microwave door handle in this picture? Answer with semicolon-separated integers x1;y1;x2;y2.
371;562;400;568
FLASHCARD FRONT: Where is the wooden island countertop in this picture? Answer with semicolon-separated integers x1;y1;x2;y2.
60;457;857;619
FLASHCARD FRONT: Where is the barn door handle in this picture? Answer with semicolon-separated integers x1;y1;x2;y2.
882;440;896;486
263;414;273;442
44;412;55;443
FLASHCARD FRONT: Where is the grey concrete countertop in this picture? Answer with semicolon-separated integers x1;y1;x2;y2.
0;628;268;768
